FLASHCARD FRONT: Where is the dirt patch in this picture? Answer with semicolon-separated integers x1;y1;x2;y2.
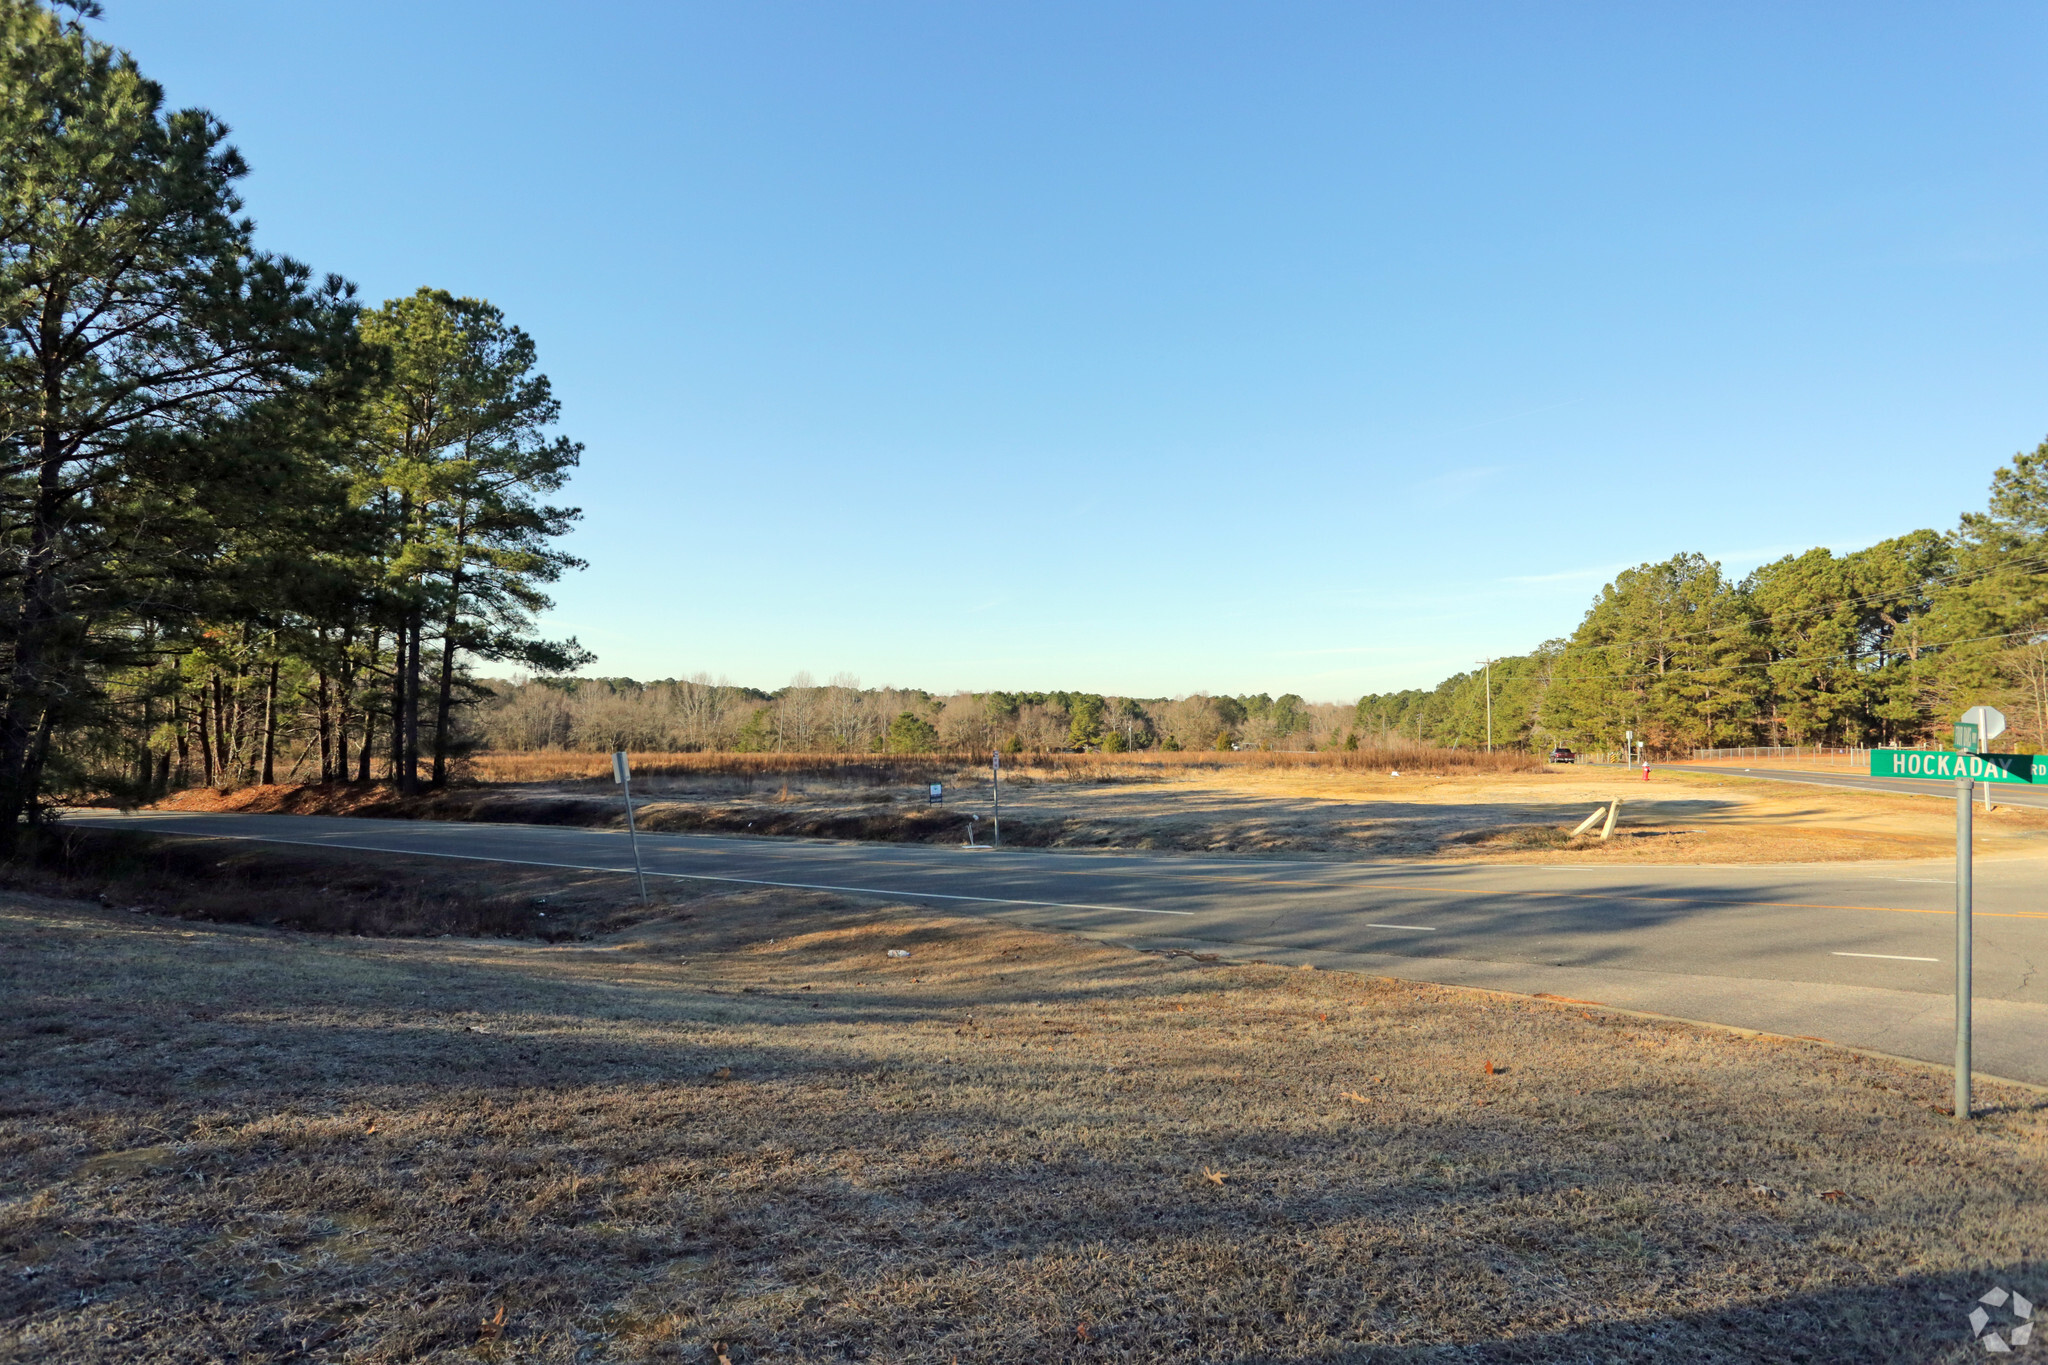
0;868;2041;1362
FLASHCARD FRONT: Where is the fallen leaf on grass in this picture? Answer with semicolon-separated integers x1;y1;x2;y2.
1202;1167;1227;1185
1820;1189;1846;1201
1341;1091;1370;1104
1483;1061;1495;1075
477;1304;505;1342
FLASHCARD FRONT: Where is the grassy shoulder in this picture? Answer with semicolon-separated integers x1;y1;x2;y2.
1;852;2042;1363
151;756;2048;864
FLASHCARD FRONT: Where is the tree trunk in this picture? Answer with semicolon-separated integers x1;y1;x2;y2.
261;657;280;784
431;566;464;787
390;618;409;789
211;672;229;785
337;629;358;782
137;688;156;794
403;606;423;794
173;691;189;786
0;406;74;838
316;670;333;782
196;704;214;787
357;703;374;783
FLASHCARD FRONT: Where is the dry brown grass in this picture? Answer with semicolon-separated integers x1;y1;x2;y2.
2;857;2043;1363
466;745;1542;787
156;761;2048;866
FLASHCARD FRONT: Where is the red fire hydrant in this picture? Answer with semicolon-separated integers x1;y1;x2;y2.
1642;761;1651;781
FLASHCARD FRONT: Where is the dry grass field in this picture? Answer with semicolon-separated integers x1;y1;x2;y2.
2;851;2043;1363
464;747;1544;786
162;753;2048;865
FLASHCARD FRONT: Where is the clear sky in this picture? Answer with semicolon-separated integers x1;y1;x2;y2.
101;3;2048;701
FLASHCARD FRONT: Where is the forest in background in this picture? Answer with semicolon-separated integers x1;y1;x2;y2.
1361;450;2048;757
13;0;2048;817
0;1;586;831
470;448;2048;764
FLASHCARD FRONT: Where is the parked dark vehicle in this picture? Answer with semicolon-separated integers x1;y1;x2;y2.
1549;747;1576;764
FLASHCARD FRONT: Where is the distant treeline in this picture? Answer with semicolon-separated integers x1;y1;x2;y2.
474;676;1359;756
1361;447;2048;757
479;444;2048;763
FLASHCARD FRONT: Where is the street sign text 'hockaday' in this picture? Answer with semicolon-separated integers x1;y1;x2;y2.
1871;749;2044;784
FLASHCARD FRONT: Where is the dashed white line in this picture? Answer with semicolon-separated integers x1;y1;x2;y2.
1366;923;1437;932
1832;951;1939;962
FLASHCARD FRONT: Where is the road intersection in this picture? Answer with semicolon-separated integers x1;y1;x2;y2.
68;807;2048;1087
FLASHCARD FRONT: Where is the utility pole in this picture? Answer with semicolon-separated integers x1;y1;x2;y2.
1476;659;1494;752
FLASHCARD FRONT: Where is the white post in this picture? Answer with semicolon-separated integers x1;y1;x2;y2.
991;749;1001;848
1476;658;1493;753
613;750;648;905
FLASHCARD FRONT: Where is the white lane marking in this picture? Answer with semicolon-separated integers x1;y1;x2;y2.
1365;923;1436;931
1832;951;1939;962
68;824;1197;917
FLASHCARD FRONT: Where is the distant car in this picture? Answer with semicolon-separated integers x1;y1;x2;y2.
1549;747;1576;764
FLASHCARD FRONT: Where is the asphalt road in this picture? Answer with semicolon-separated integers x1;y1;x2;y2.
65;809;2048;1087
1679;763;2048;809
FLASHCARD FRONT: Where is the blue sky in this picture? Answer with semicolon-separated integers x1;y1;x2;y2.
104;3;2048;700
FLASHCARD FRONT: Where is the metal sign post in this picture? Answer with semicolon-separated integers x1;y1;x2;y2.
612;750;648;905
1956;763;1973;1122
991;750;1001;848
1947;707;1996;1122
1867;707;2006;1122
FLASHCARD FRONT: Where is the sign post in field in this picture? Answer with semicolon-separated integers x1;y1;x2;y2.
991;750;1002;848
613;750;649;906
1871;705;2008;1120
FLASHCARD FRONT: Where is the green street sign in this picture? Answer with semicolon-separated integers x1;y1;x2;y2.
1871;749;2043;784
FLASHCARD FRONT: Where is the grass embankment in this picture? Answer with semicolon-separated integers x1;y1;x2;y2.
1;852;2042;1363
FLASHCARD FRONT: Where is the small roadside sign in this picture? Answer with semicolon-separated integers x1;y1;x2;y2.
612;751;629;784
928;782;943;803
1962;705;2007;744
1872;749;2041;784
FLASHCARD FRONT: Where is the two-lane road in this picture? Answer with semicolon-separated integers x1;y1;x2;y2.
67;809;2048;1086
1677;762;2048;808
